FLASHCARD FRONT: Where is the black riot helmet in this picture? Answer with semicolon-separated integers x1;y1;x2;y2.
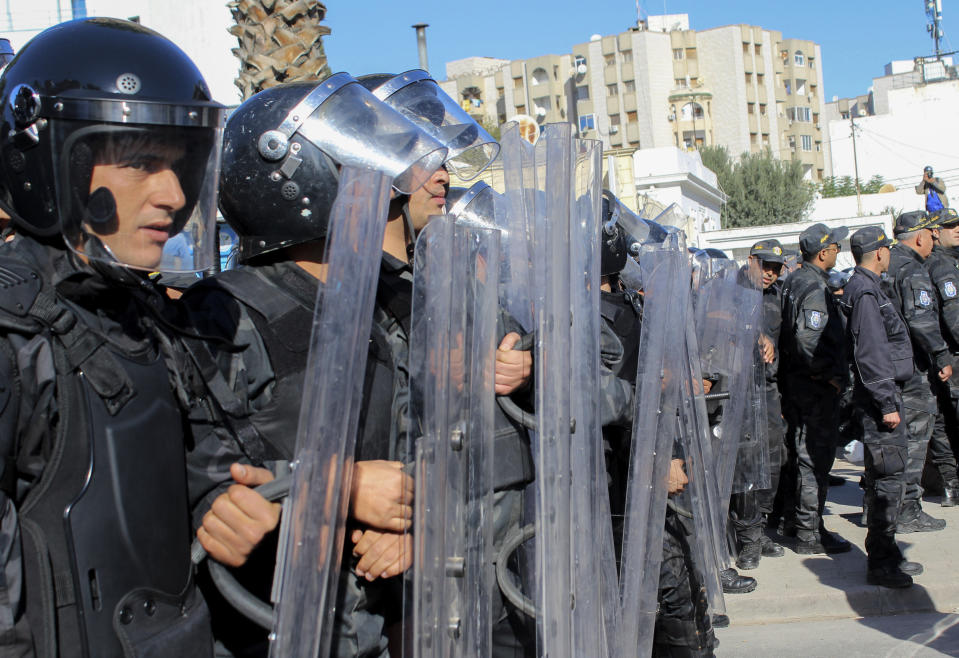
218;75;448;261
0;18;226;272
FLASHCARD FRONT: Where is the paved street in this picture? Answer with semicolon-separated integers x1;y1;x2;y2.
716;458;959;655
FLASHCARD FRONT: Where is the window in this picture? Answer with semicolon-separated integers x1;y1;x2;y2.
675;78;688;88
815;140;822;152
516;105;526;115
794;50;805;67
685;48;697;59
757;73;765;85
810;84;817;96
604;54;615;67
743;43;750;55
553;65;559;79
759;103;767;116
747;102;755;114
624;80;636;93
755;44;762;55
681;102;704;120
796;79;807;95
578;114;595;131
808;57;815;69
607;84;619;97
750;132;758;145
610;113;621;126
627;110;638;124
621;50;633;63
576;85;590;100
496;87;504;99
513;77;523;89
531;68;549;86
745;72;752;85
796;107;811;122
801;135;812;151
673;48;684;60
574;54;587;73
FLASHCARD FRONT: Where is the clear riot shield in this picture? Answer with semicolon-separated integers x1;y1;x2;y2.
269;167;392;658
731;310;771;495
615;246;688;658
528;124;612;657
497;122;536;331
407;215;500;658
677;302;729;618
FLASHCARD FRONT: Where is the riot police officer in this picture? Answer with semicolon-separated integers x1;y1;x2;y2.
883;210;952;532
779;223;851;554
840;226;920;588
0;18;225;655
923;208;959;505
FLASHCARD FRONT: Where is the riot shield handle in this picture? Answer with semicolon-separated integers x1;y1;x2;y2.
190;474;293;630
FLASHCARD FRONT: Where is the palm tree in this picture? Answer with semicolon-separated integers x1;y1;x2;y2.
228;0;331;101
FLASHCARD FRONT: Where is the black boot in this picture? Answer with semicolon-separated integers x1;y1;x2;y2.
736;543;761;570
942;480;959;507
720;568;757;594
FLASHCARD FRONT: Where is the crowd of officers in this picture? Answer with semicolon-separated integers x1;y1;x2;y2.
736;207;959;592
3;16;958;658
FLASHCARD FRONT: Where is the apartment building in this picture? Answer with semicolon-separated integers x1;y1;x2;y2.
441;14;831;181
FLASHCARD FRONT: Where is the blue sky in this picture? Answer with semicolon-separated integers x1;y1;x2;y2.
324;0;949;101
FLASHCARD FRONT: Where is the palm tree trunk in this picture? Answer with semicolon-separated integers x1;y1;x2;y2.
228;0;332;100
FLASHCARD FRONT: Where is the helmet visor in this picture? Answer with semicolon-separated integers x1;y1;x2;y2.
374;71;500;181
295;75;448;195
447;180;497;226
52;119;224;273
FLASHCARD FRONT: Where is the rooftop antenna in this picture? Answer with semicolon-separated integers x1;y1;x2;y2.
926;0;944;60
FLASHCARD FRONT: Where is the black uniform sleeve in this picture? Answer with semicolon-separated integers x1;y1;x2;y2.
930;263;959;347
849;291;899;415
901;268;952;372
794;286;841;380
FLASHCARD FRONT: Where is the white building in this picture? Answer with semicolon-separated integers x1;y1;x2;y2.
3;0;240;105
825;59;959;195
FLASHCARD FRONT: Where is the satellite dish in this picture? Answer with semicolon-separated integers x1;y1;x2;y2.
507;114;540;145
576;64;587;75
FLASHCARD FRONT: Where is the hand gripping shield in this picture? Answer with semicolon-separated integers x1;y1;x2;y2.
269;167;392;658
406;214;501;658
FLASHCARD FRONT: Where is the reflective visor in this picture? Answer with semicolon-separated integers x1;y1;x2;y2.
52;120;224;273
373;70;500;181
294;74;448;195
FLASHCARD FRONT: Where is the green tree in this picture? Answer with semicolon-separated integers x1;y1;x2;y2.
819;174;885;197
699;146;816;228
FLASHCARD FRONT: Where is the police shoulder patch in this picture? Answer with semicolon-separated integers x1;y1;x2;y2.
945;281;958;299
806;309;824;329
917;289;933;308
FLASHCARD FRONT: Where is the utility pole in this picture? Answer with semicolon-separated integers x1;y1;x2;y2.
850;112;863;216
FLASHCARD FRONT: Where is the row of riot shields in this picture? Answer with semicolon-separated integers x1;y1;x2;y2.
265;124;769;657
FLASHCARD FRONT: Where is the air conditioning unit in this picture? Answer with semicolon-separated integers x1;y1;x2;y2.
667;113;676;121
609;125;619;134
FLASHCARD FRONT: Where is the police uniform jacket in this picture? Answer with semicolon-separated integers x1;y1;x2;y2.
883;242;952;375
839;266;913;416
780;263;847;386
925;244;959;353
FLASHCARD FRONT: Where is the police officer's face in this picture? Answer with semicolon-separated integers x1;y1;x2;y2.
86;138;187;270
822;243;840;269
406;165;450;231
760;260;783;288
939;224;959;248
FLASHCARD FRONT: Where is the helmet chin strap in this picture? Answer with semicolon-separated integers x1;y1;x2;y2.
402;199;417;264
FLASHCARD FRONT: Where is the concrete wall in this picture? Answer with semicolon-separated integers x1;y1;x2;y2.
697;26;750;156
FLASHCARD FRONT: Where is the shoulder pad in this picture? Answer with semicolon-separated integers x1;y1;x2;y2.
0;260;41;318
188;269;300;323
